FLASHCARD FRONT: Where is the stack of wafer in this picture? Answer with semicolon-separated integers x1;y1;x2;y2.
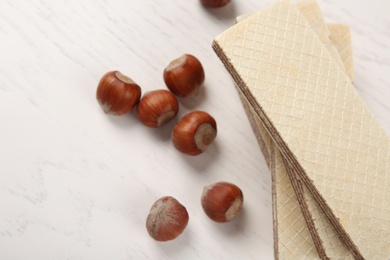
212;0;390;259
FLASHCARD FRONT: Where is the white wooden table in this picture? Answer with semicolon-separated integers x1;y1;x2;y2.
0;1;388;259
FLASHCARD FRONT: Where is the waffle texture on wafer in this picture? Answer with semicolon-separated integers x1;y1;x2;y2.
214;0;390;258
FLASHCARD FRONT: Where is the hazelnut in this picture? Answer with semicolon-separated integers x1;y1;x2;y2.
136;90;179;128
163;54;205;98
146;196;189;242
96;71;141;115
172;111;217;156
200;0;230;8
201;182;243;223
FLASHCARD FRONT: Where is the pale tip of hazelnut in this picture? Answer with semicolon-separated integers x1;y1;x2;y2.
114;71;136;84
194;123;217;152
100;102;114;114
165;54;187;72
225;195;243;222
157;110;177;127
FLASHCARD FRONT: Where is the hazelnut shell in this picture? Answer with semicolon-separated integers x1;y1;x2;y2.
96;71;141;115
163;54;205;98
172;111;217;156
146;196;189;241
201;182;243;223
136;90;179;128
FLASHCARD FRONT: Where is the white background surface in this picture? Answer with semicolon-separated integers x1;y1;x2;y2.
0;0;389;259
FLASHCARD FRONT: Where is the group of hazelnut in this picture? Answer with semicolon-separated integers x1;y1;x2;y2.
96;54;217;156
147;182;243;242
96;53;244;242
96;53;243;241
97;0;235;243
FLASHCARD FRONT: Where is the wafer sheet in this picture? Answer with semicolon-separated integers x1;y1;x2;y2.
214;0;390;258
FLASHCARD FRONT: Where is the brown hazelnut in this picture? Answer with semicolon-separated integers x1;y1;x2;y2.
146;196;189;242
136;90;179;128
201;182;243;223
96;71;141;115
163;54;205;98
172;111;217;156
200;0;230;8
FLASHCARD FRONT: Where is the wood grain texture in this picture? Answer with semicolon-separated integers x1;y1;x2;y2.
0;0;389;259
